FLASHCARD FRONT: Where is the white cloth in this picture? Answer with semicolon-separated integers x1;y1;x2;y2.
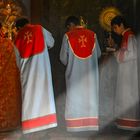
115;33;140;130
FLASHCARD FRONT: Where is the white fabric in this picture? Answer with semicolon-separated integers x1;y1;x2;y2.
115;34;140;130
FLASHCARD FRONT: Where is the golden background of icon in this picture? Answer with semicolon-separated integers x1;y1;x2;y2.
99;7;121;31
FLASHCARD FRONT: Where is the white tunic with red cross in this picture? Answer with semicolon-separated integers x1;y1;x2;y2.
15;24;57;134
60;26;101;132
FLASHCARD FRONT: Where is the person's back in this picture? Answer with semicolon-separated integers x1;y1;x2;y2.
66;27;95;58
15;17;57;134
60;16;101;132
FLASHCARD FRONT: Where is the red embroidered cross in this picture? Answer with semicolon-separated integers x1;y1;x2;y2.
78;35;87;48
24;31;33;44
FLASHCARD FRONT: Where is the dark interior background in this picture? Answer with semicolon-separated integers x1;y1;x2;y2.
18;0;140;130
20;0;139;94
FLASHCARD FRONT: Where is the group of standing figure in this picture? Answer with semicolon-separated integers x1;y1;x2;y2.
0;14;140;138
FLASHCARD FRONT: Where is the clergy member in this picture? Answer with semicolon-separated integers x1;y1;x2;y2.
60;16;101;132
111;15;140;130
15;17;57;134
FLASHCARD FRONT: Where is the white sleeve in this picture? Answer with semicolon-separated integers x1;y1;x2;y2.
60;34;69;66
95;34;101;58
116;36;137;63
42;27;55;49
14;46;21;69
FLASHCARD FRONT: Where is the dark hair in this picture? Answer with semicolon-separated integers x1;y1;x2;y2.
111;15;127;27
65;16;80;27
15;17;29;30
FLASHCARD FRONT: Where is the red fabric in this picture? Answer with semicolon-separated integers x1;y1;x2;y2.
117;118;140;128
121;30;134;49
22;114;57;130
66;117;98;128
66;27;95;59
119;29;134;62
0;37;21;131
15;24;45;58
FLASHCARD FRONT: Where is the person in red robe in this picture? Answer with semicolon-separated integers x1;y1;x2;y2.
0;24;22;138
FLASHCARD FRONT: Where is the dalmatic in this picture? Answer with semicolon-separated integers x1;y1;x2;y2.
15;24;57;134
60;26;101;132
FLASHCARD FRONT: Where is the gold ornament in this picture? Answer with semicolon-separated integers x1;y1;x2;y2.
99;7;121;31
0;0;23;40
80;16;88;28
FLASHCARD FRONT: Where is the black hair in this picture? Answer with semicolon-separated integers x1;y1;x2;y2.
65;16;80;27
111;15;127;27
15;17;29;30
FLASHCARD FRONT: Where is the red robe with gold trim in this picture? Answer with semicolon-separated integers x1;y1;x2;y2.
0;37;21;132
